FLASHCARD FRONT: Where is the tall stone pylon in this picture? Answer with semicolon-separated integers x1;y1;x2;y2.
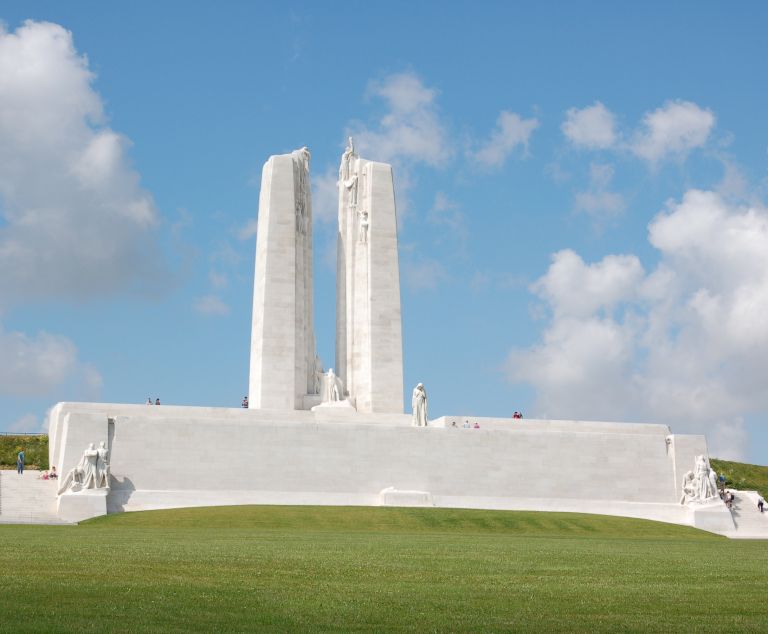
249;147;318;410
336;138;404;413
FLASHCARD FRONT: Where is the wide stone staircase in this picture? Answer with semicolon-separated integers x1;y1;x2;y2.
724;491;768;539
0;470;70;524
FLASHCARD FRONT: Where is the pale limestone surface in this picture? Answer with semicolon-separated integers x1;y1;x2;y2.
0;471;65;524
336;143;404;413
47;402;739;533
249;149;317;410
722;491;768;538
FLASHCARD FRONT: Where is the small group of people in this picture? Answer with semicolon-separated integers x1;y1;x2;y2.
38;467;58;480
512;411;523;419
146;397;161;405
241;396;249;408
458;420;480;429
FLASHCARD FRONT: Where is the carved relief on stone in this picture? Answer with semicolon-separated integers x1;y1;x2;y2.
292;146;311;235
358;210;369;243
312;354;323;395
340;137;359;209
58;441;111;495
680;454;720;505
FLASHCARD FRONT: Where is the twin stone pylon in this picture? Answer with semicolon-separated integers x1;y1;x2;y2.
248;141;404;414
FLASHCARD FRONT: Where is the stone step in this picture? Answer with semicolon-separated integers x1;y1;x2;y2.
0;470;66;524
722;491;768;539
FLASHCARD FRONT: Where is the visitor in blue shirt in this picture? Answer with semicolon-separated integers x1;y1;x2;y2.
17;449;25;475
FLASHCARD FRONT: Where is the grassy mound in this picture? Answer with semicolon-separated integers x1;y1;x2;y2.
711;458;768;497
1;505;767;632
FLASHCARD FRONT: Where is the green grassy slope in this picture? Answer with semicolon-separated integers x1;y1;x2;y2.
0;435;48;470
1;505;767;633
711;458;768;498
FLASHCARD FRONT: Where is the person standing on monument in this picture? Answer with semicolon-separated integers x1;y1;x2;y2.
17;448;25;474
412;383;428;427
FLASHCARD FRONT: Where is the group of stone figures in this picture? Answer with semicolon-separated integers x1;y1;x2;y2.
680;454;720;505
57;442;110;495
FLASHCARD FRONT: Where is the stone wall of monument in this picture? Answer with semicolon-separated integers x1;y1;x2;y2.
336;152;404;413
249;150;316;409
48;402;720;529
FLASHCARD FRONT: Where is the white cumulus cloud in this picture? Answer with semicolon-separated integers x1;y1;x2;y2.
311;166;340;224
473;110;539;167
0;20;168;308
0;322;99;397
349;72;451;167
402;257;448;291
562;102;617;149
508;189;768;459
631;100;715;164
194;294;230;316
574;163;626;220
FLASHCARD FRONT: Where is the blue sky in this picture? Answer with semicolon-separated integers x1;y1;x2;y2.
1;2;767;462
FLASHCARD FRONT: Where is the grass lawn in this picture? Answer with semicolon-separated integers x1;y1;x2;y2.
1;505;767;633
711;458;768;498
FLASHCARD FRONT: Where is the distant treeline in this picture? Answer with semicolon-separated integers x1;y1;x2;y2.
0;435;49;470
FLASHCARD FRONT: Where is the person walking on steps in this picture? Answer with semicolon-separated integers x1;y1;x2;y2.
758;495;765;513
17;448;25;475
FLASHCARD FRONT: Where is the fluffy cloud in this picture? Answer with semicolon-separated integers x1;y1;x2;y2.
8;414;42;433
237;219;258;240
311;166;340;224
508;189;768;459
0;20;168;307
473;110;539;167
428;192;465;235
194;294;230;316
631;100;715;163
402;257;448;291
562;100;715;165
574;163;625;220
0;322;100;397
349;72;451;167
562;102;617;149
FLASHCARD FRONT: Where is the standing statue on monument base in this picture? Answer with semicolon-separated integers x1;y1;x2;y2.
412;383;428;427
96;441;111;489
323;368;343;403
358;210;369;243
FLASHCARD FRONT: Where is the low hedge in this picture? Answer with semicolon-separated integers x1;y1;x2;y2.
0;435;49;470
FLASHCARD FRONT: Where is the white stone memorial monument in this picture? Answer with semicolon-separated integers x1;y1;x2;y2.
249;147;318;410
43;140;739;537
335;138;404;413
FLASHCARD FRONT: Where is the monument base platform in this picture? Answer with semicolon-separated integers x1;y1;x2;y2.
58;489;108;523
47;402;734;535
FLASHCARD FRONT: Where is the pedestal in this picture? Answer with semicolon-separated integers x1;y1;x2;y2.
57;489;108;523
